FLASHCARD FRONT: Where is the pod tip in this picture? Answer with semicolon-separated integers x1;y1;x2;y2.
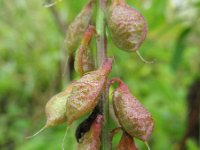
43;0;62;8
26;125;47;139
144;141;151;150
136;51;156;64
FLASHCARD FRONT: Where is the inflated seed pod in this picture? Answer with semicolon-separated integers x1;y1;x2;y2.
66;58;112;125
77;115;103;150
65;0;95;56
45;85;73;126
26;85;73;139
74;25;95;76
107;0;147;52
110;78;154;142
116;132;138;150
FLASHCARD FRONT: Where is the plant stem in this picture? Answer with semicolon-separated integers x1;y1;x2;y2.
96;0;110;150
96;0;106;66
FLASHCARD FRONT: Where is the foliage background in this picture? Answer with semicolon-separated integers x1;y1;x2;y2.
0;0;199;150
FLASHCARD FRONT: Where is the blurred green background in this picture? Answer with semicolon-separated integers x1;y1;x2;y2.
0;0;199;150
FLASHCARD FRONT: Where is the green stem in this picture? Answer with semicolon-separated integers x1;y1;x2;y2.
96;0;110;150
96;0;106;66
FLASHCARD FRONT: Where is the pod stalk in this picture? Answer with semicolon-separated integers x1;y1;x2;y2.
145;141;151;150
136;51;155;64
43;0;62;8
62;126;70;150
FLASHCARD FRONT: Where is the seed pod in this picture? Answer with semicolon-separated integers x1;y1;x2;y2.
74;25;95;76
26;85;73;139
65;0;95;56
116;132;138;150
77;115;103;150
107;0;147;52
111;78;154;142
66;58;112;125
45;85;73;127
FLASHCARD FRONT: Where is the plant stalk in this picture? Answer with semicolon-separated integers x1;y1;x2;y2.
96;0;106;66
96;0;110;150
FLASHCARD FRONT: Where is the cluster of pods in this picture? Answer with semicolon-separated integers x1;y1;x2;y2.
28;0;154;149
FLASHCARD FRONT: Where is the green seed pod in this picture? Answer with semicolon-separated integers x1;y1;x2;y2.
107;0;147;52
77;115;103;150
26;85;73;139
65;0;95;56
111;78;154;142
116;132;138;150
66;58;112;125
74;25;95;76
45;85;73;127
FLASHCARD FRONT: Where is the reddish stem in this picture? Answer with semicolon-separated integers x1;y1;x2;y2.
109;77;122;86
101;58;113;74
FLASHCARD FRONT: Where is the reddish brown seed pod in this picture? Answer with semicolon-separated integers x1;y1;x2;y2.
116;132;138;150
110;128;137;150
66;58;112;125
110;78;154;142
77;115;103;150
107;0;147;52
65;0;95;56
26;85;73;139
74;25;95;76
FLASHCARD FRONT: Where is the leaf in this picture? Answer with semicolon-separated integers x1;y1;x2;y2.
171;27;191;70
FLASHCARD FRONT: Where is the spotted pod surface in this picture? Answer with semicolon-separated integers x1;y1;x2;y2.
77;115;103;150
65;0;95;56
116;132;138;150
107;0;147;52
45;85;73;127
112;78;154;141
66;58;112;125
74;25;95;76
